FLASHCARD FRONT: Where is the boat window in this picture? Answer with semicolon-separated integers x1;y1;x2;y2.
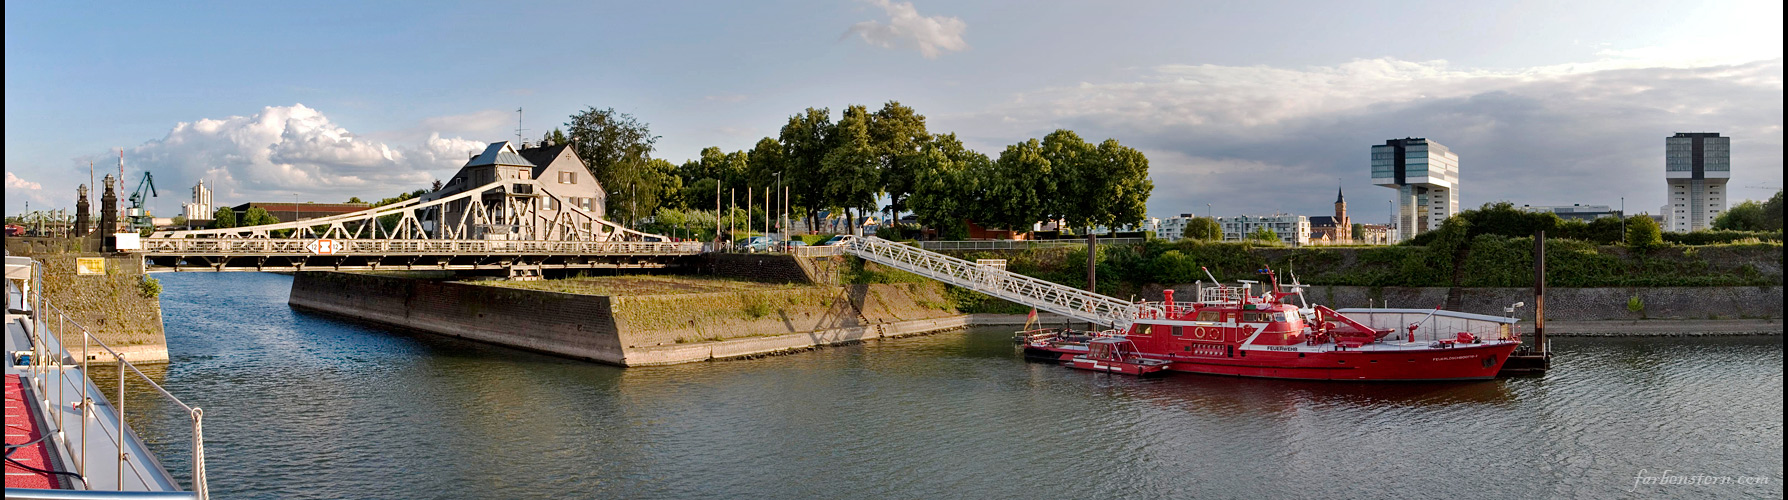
1171;326;1183;336
1243;312;1272;323
1196;311;1221;322
1272;313;1286;322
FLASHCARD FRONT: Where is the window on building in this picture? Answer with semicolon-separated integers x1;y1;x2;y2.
559;172;577;184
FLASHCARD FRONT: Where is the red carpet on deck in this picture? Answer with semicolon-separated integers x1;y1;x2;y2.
6;374;63;489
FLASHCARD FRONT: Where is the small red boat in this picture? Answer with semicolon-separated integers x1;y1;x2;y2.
1024;269;1522;381
1065;337;1171;376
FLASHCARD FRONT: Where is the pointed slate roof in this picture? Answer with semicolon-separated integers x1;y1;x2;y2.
465;141;535;168
1336;186;1345;204
517;143;572;177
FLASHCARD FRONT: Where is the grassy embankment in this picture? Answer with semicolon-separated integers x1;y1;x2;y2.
477;274;957;344
929;237;1782;314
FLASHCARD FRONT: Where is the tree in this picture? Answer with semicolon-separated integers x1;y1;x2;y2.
539;128;569;147
869;101;930;227
632;159;685;218
1044;130;1153;293
1248;226;1280;242
346;197;365;204
907;133;991;238
1184;217;1221;241
1625;214;1663;251
1763;190;1784;231
1714;200;1768;231
780;108;833;233
1351;223;1365;242
211;207;236;229
565;107;659;224
821;105;882;233
241;207;280;227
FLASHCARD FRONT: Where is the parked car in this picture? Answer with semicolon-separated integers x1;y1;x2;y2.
781;240;808;252
737;236;772;252
816;235;852;246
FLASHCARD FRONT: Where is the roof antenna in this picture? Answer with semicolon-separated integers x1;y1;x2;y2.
515;107;529;146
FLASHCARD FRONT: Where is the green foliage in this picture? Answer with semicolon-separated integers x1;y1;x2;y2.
1714;199;1770;231
241;207;280;227
869;101;930;225
1625;214;1663;251
1663;230;1783;245
565;107;660;224
908;133;992;234
1764;190;1785;231
1247;226;1280;242
1184;217;1221;241
1351;223;1365;242
211;206;236;229
1627;295;1645;314
820;105;882;231
137;275;161;298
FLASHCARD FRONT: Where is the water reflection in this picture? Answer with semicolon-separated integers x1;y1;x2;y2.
108;273;1783;499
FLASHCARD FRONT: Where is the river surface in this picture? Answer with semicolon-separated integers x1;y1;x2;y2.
102;273;1782;499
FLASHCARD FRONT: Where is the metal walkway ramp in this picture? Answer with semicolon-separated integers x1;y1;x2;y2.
835;236;1157;330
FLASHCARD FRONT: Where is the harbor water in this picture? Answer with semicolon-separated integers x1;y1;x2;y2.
105;273;1782;499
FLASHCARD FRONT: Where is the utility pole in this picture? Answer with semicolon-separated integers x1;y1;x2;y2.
1619;196;1626;237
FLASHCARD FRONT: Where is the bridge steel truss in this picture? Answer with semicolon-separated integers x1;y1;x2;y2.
139;179;701;272
835;236;1159;331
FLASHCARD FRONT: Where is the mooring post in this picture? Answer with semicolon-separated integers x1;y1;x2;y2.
1533;230;1546;355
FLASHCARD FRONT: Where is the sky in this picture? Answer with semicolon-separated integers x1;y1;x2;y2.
5;0;1783;224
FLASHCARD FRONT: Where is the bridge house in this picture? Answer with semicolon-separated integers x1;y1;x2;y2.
430;141;608;238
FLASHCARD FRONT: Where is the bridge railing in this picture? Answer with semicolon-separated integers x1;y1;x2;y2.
135;238;704;255
838;236;1155;330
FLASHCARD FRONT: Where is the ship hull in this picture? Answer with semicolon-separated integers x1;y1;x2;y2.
1028;342;1518;381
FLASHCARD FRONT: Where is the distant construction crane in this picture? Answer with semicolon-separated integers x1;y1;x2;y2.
127;171;157;231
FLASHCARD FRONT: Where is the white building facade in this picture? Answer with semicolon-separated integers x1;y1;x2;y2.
1218;214;1310;246
1372;138;1459;243
1664;132;1729;232
1157;214;1195;241
181;179;213;222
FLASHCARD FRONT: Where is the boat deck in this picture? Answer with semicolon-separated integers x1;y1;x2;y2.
6;374;61;489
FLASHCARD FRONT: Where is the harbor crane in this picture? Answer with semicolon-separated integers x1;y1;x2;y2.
128;171;158;231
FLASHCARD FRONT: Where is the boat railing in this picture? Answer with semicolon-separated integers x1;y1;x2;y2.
1196;285;1250;305
18;260;207;499
1333;308;1520;344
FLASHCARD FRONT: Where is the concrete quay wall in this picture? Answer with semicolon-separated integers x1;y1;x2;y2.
288;272;963;366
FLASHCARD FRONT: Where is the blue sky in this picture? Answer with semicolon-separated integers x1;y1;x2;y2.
6;0;1783;223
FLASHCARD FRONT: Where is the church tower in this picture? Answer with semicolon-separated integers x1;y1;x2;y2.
1334;186;1351;243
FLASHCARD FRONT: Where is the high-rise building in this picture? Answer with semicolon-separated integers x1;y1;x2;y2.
1371;138;1458;243
182;179;214;224
1664;132;1729;232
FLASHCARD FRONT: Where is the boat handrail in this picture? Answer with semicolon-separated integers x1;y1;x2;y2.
14;260;207;498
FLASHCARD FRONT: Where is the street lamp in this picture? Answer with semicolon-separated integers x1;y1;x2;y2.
774;171;783;241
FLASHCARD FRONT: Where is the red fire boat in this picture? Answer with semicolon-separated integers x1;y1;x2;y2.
1024;269;1521;381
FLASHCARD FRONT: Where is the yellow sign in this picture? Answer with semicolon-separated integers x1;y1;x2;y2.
76;257;106;275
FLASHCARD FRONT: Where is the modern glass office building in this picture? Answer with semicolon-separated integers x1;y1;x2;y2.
1664;132;1729;232
1371;138;1458;242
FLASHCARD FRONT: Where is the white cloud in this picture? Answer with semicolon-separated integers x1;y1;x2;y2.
846;0;968;59
106;104;489;204
6;171;42;190
946;58;1784;218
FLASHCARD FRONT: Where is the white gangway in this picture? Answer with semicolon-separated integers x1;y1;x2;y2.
816;236;1161;331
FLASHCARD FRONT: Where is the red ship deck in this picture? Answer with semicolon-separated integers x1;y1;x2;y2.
6;374;64;489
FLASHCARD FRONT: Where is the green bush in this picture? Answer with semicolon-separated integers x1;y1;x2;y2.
137;276;162;299
1663;230;1782;245
1625;215;1664;251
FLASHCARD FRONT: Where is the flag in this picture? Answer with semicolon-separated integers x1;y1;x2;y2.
1024;308;1038;330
